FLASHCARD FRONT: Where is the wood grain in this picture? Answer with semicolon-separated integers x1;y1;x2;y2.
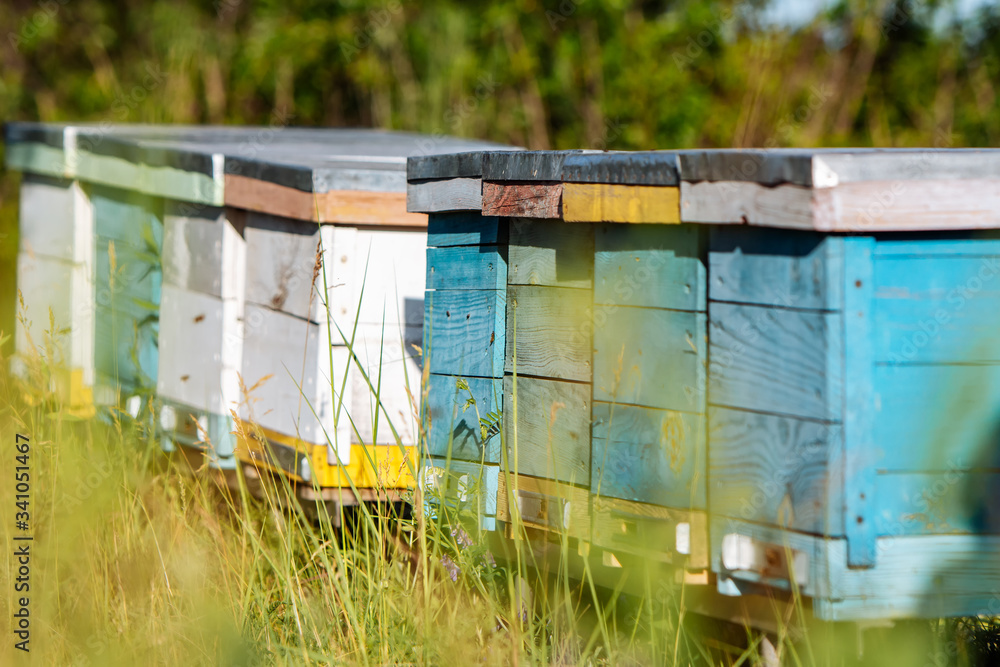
505;285;592;381
482;181;562;219
592;401;706;510
427;212;505;248
708;302;842;421
406;177;482;213
708;406;840;536
503;375;591;486
424;289;505;379
496;472;591;540
593;306;706;412
423;373;503;463
562;183;681;223
426;245;507;291
592;496;708;568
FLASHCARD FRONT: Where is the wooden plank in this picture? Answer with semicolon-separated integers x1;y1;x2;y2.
592;401;706;510
18;174;94;264
683;178;1000;231
508;218;593;288
873;471;1000;536
225;174;315;221
94;304;158;392
821;535;1000;620
482;182;562;219
562;152;680;186
496;472;590;540
594;306;705;412
426;212;505;248
424;374;503;463
708;406;841;537
352;228;427;326
708;303;842;422
562;183;680;224
425;245;507;291
156;284;242;416
91;185;163;250
873;231;1000;257
873;363;1000;471
348;323;422;446
595;224;706;311
708;227;843;311
423;289;505;378
244;215;355;323
503;376;590;486
843;237;876;567
873;255;1000;363
143;161;224;206
5;141;70;178
162;203;245;299
406;178;482;213
15;252;95;383
317;189;427;227
680;181;810;227
506;285;592;382
592;496;708;568
483;150;579;182
239;303;352;460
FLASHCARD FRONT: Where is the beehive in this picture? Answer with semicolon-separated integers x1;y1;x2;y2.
227;132;511;495
679;149;1000;620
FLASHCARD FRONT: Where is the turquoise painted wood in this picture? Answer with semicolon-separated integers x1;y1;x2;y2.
507;218;593;289
709;226;1000;619
595;224;706;311
424;373;503;463
427;212;505;248
426;245;507;291
91;185;163;398
423;289;505;379
592;402;706;508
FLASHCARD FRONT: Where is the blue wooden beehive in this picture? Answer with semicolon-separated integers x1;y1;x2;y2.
680;149;1000;620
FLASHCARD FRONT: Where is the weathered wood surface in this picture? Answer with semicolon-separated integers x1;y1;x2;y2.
594;224;706;311
427;212;505;248
709;227;843;310
708;303;842;421
352;228;427;326
18;174;93;263
592;401;706;509
423;289;505;378
348;323;422;445
426;245;507;291
708;406;840;536
592;496;708;568
562;183;681;224
508;218;593;289
226;173;428;226
239;303;352;460
482;182;562;219
496;472;591;540
682;179;1000;231
678;148;1000;187
505;285;592;382
406;178;482;213
424;374;503;463
503;375;591;486
562;151;680;186
593;306;705;412
157;283;242;416
482;150;582;182
15;252;95;383
162;203;245;299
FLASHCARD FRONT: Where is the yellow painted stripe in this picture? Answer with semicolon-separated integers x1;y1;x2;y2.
562;183;680;223
235;421;416;489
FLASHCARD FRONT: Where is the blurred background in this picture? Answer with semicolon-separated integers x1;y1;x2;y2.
2;0;1000;347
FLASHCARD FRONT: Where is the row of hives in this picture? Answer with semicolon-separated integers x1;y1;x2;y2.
8;124;1000;626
